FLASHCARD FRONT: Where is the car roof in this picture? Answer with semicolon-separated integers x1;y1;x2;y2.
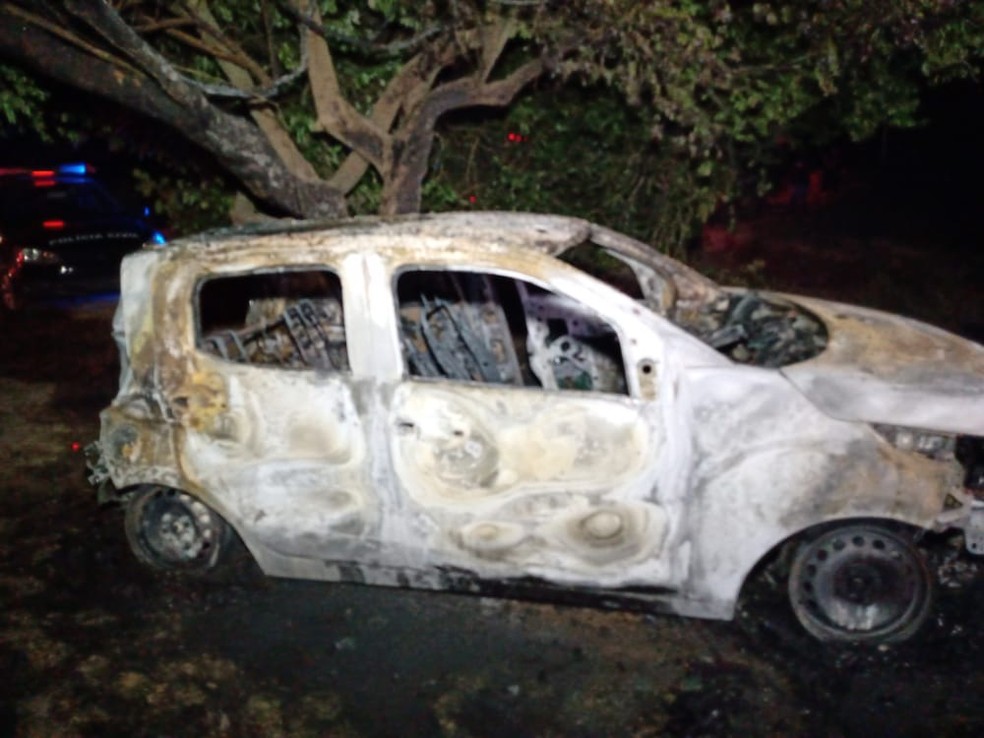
146;211;722;309
166;211;591;255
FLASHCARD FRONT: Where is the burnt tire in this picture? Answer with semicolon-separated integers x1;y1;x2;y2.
124;486;231;571
788;523;934;643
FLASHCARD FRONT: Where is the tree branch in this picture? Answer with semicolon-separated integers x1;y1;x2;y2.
327;40;459;193
277;0;443;58
380;56;547;214
478;20;515;81
304;4;390;172
187;0;320;183
180;2;272;86
0;5;345;218
2;1;139;75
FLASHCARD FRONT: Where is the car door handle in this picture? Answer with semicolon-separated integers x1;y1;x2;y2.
395;420;416;435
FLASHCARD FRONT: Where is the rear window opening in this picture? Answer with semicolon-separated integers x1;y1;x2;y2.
196;269;349;371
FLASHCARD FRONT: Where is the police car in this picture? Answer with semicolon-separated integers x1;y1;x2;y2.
0;163;165;309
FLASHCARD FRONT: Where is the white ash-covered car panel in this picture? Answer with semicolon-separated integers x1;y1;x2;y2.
780;296;984;435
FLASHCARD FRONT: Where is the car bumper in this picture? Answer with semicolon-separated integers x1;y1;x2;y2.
11;263;121;301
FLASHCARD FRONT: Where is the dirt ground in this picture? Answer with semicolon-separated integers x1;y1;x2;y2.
1;221;982;737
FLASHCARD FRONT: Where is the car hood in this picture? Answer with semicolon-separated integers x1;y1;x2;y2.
778;295;984;435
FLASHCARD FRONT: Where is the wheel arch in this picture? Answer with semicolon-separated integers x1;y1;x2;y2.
686;507;937;619
735;514;931;602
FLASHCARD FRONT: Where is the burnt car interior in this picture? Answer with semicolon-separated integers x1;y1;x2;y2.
559;243;827;368
688;292;829;367
196;269;349;371
559;241;829;368
396;269;628;395
194;264;629;395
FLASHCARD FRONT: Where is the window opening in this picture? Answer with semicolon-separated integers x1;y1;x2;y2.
397;270;627;395
197;269;349;371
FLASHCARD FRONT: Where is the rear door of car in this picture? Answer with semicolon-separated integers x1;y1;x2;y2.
173;257;381;565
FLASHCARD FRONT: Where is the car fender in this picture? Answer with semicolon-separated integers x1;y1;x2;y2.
677;365;955;614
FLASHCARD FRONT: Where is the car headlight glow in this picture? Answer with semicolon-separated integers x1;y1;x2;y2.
18;247;63;265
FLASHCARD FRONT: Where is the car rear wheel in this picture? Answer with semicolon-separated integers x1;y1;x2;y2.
788;523;933;643
124;486;230;570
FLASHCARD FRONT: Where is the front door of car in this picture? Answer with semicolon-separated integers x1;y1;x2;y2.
385;267;678;586
173;265;379;564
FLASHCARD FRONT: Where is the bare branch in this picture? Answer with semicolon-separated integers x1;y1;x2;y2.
186;0;320;182
278;0;443;58
478;20;515;81
261;0;281;76
304;4;389;172
421;57;546;121
2;1;139;74
328;41;459;193
181;1;272;85
133;17;197;34
380;56;547;214
164;26;270;82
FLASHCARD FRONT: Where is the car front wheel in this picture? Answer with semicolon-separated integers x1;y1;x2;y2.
124;486;231;570
788;523;933;643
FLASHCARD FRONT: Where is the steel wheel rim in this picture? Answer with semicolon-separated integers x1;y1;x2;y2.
791;526;930;638
139;489;218;565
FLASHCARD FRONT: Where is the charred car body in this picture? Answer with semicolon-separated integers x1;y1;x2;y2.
88;212;984;642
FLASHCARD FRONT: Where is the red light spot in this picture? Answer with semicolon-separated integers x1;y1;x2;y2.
33;179;56;188
31;170;56;178
70;442;82;453
43;220;65;230
467;195;477;204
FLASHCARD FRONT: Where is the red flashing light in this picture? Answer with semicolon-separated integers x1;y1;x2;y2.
505;132;527;143
33;180;56;188
70;441;82;453
467;195;477;204
31;170;56;178
43;220;65;230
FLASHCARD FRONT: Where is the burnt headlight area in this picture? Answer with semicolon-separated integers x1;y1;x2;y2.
873;424;956;461
875;426;984;496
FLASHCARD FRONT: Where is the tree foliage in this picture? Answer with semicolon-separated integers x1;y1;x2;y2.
0;1;981;246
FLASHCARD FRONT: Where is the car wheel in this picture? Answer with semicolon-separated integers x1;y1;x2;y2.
124;486;231;570
788;523;933;643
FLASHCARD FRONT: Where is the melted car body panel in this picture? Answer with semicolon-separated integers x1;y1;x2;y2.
780;296;984;435
96;212;983;621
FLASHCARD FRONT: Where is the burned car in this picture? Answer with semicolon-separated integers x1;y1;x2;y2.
88;212;984;643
